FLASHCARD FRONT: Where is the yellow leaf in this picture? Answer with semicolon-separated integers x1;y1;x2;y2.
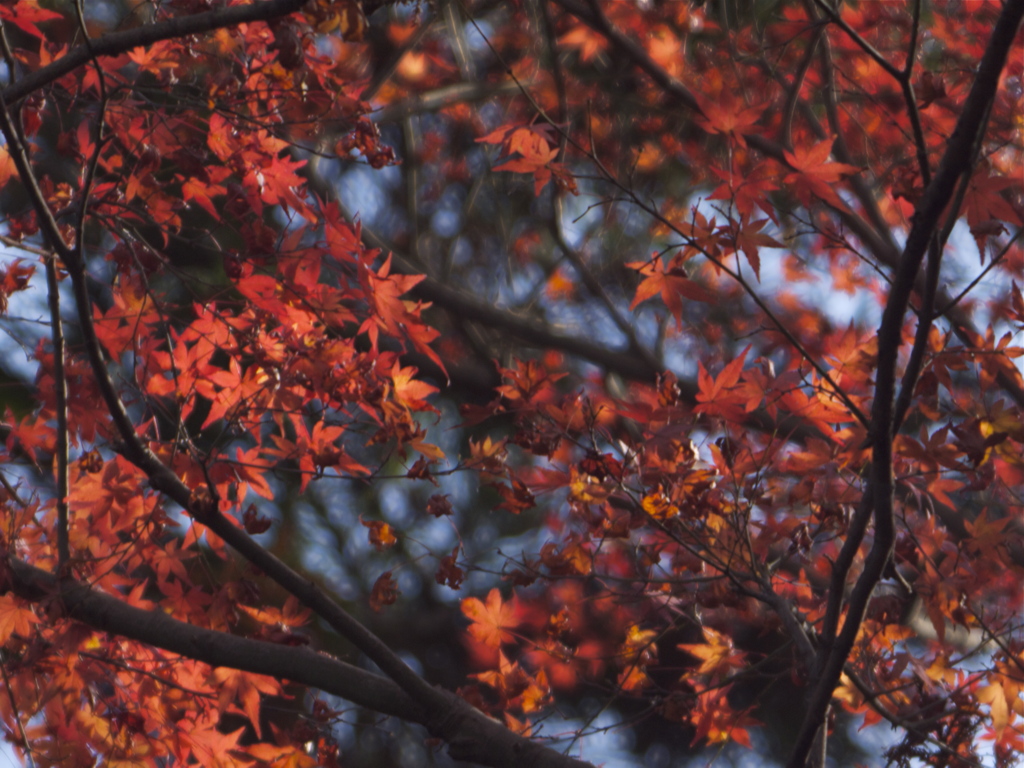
678;627;745;678
978;682;1009;737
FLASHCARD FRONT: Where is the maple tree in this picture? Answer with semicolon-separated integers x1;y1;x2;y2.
0;0;1020;767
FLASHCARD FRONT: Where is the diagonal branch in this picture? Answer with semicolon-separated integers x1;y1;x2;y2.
0;134;598;768
5;557;597;768
6;557;424;722
0;0;309;106
0;15;594;765
43;258;69;569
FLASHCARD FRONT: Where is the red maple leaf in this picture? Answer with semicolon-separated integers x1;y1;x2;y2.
694;93;768;148
627;256;715;327
783;137;860;210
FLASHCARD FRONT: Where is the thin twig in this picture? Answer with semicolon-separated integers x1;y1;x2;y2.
44;257;69;568
781;21;823;150
892;234;941;434
0;470;27;508
936;228;1022;317
0;652;37;768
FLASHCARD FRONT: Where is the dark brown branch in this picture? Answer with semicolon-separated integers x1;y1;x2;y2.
782;5;823;151
811;0;901;80
10;557;604;768
44;259;69;569
6;554;597;768
892;235;942;433
0;0;310;106
820;487;873;652
5;558;425;722
414;256;664;381
787;2;1024;765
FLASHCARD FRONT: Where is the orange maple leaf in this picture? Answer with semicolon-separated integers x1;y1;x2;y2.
695;346;752;422
731;217;783;281
688;686;759;748
480;124;565;196
370;571;399;612
462;588;518;648
361;517;398;550
246;744;318;768
390;362;438;412
0;595;38;645
212;668;282;740
627;256;715;327
559;26;606;62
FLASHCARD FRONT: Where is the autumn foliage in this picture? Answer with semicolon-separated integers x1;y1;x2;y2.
0;1;1021;767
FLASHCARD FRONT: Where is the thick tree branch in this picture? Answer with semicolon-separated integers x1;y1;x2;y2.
5;559;596;768
6;558;424;722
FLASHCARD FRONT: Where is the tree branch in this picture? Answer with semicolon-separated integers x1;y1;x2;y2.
0;0;310;106
5;559;596;768
787;3;1024;764
5;558;425;721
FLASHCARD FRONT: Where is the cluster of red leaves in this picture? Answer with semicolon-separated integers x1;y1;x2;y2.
477;123;578;197
451;338;1023;753
0;2;449;764
0;0;1020;766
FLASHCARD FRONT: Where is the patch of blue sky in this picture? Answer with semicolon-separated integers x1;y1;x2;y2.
463;17;494;57
337;163;399;226
430;186;466;238
534;708;787;768
557;191;594;250
0;246;51;383
544;296;630;350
